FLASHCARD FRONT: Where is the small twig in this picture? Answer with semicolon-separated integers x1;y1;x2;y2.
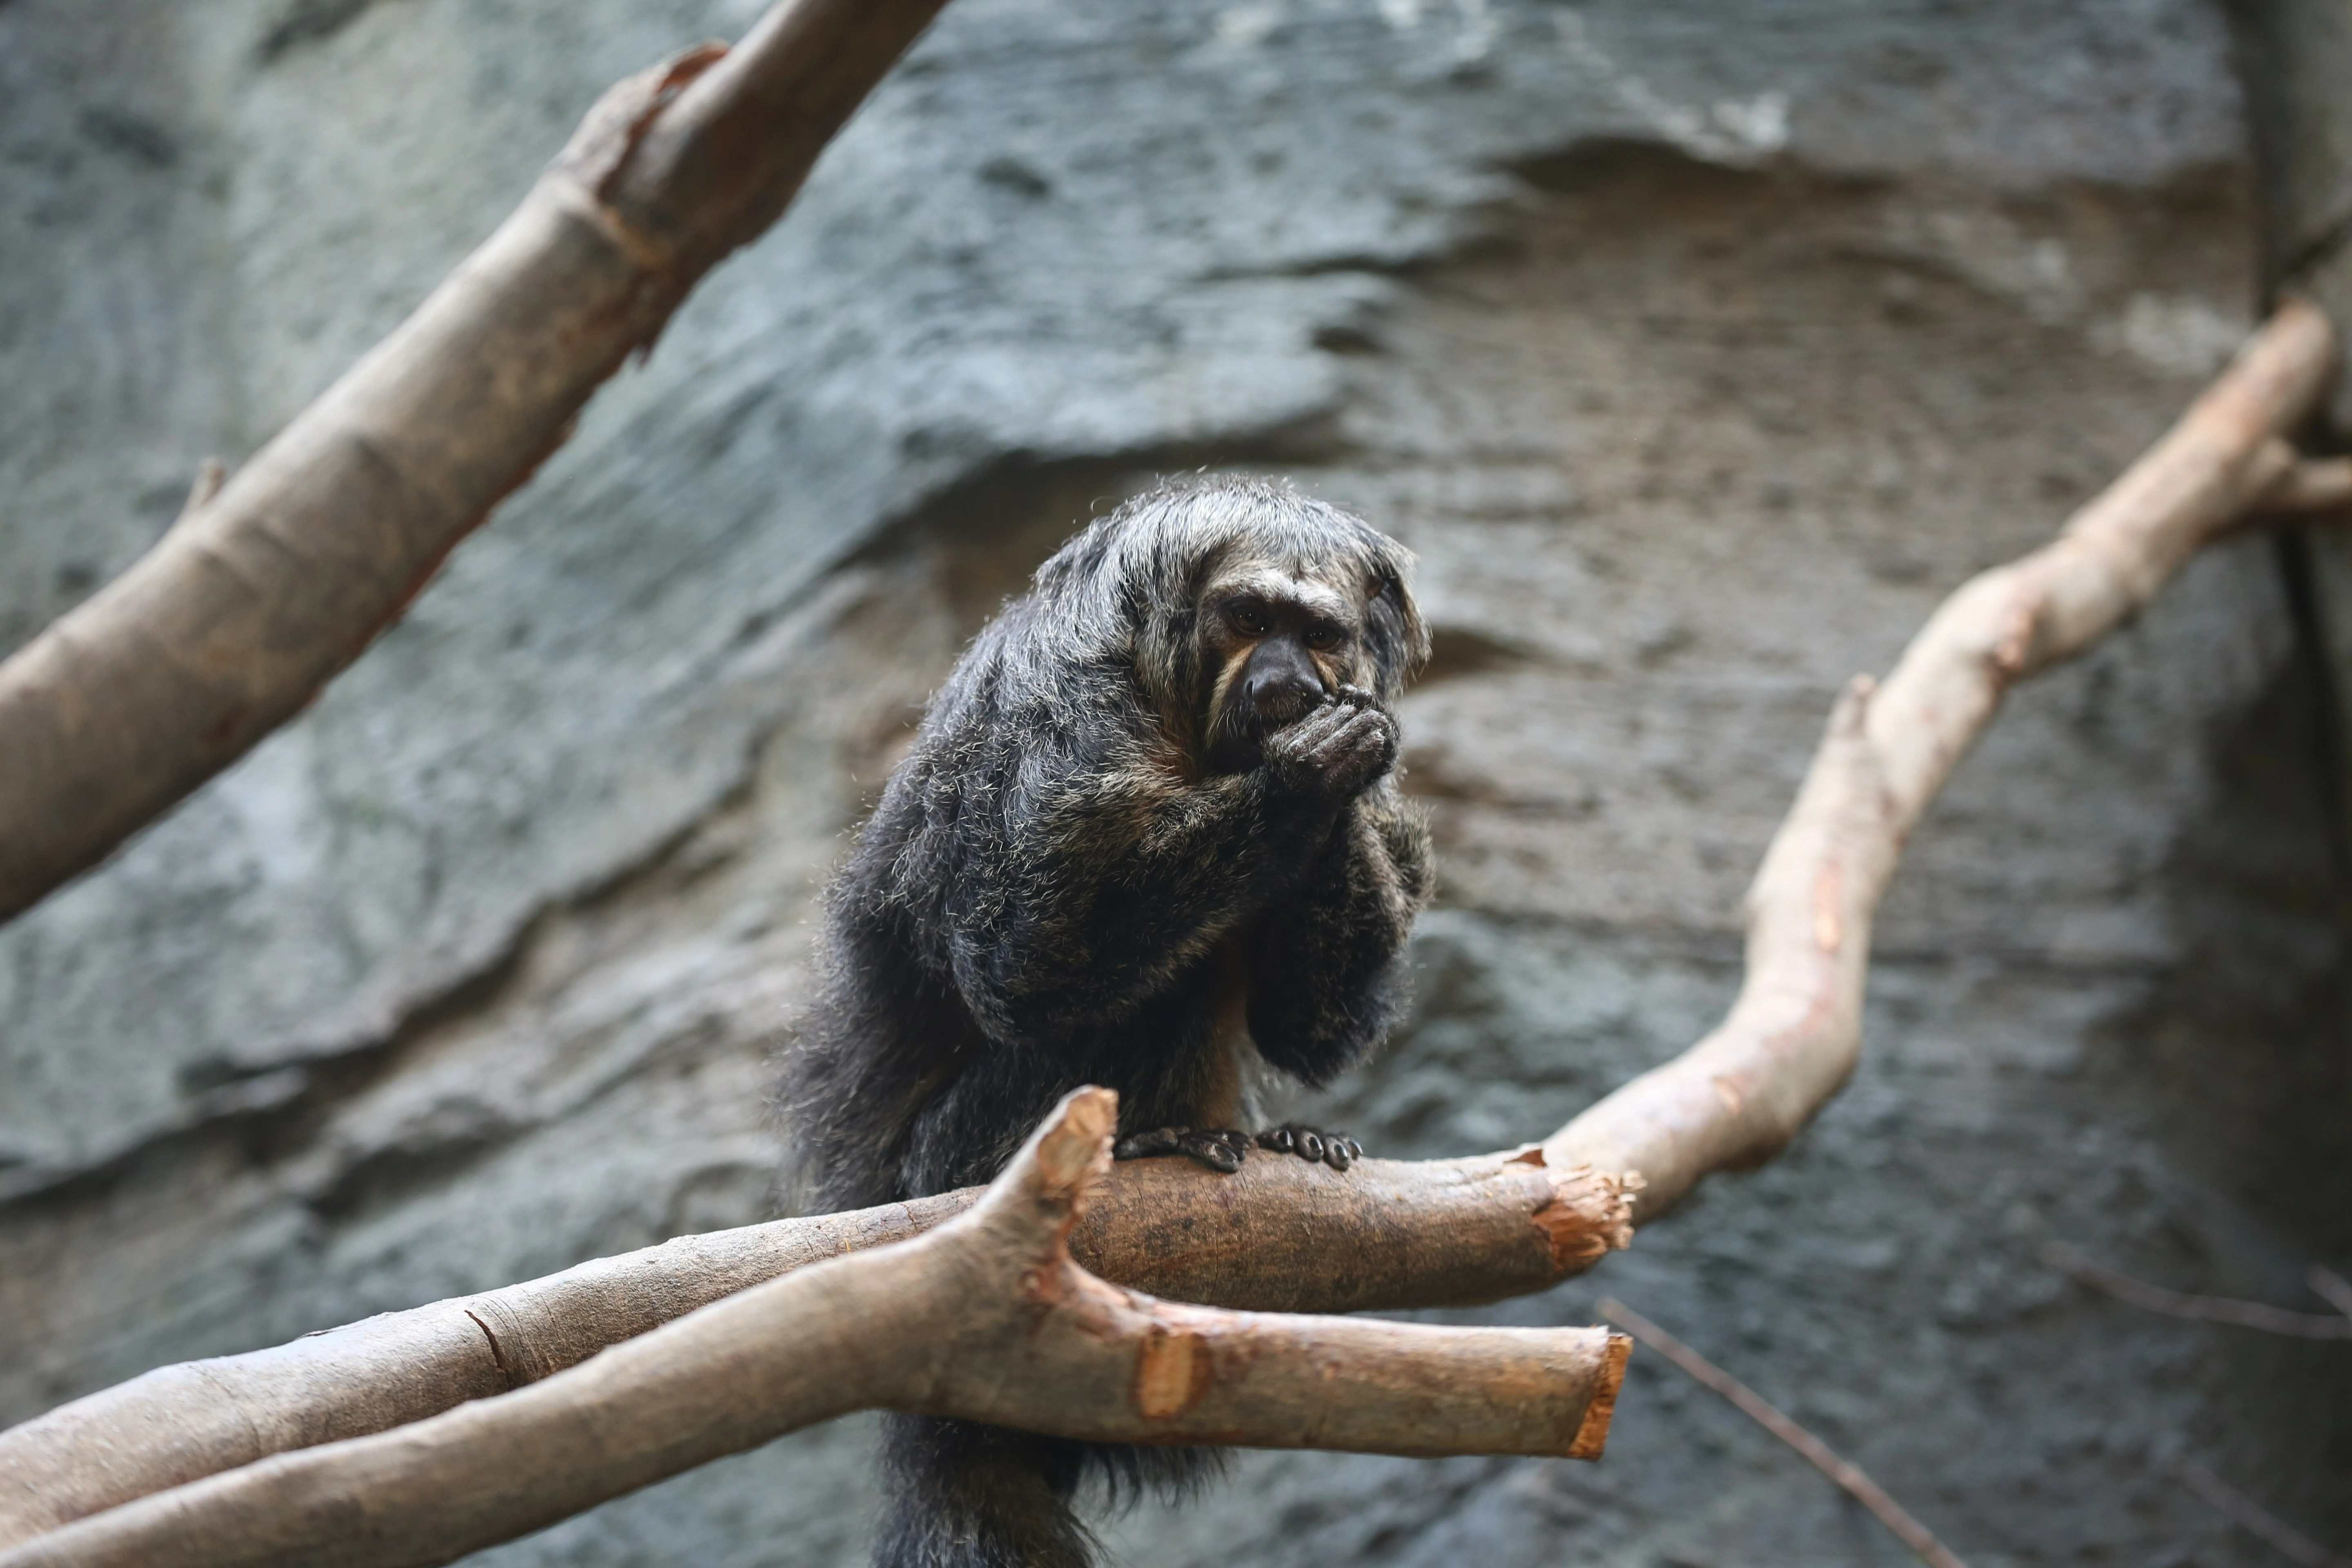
2045;1245;2352;1340
2307;1264;2352;1321
177;459;227;522
1598;1298;1968;1568
2176;1461;2352;1568
2258;448;2352;514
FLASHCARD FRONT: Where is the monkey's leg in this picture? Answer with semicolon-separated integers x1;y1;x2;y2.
876;1415;1093;1568
1111;1126;1254;1174
1254;1124;1363;1170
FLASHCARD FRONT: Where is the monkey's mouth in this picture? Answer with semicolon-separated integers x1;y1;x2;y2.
1207;690;1327;772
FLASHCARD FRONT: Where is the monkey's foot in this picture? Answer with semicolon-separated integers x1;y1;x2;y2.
1113;1126;1254;1174
1255;1124;1362;1171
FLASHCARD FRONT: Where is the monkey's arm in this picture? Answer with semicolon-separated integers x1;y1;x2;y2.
942;697;1395;1045
1245;784;1431;1086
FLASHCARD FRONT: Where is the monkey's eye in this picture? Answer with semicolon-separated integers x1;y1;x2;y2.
1228;602;1269;637
1304;624;1344;651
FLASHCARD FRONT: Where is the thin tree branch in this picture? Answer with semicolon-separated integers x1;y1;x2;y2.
0;0;953;924
0;299;2335;1552
176;460;226;521
1598;1298;1968;1568
0;1090;1629;1568
2046;1245;2352;1340
2176;1461;2352;1568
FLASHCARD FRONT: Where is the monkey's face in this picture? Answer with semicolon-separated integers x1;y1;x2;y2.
1198;564;1370;773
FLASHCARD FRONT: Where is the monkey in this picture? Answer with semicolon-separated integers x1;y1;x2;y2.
776;473;1432;1568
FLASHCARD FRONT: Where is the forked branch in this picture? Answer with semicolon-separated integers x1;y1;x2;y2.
0;1090;1627;1568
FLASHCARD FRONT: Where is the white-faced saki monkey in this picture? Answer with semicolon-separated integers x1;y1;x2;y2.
779;474;1434;1568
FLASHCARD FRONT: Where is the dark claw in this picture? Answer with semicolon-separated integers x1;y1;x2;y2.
1114;1127;1181;1160
1254;1124;1364;1171
1183;1133;1243;1174
1114;1126;1249;1175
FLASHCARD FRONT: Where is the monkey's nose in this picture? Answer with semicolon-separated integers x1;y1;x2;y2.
1245;664;1322;714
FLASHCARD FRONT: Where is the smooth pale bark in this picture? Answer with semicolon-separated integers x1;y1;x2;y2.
0;0;953;922
0;1091;1629;1568
0;1154;1633;1546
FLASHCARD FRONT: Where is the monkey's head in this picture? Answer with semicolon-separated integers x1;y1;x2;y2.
1026;475;1427;773
1192;539;1396;772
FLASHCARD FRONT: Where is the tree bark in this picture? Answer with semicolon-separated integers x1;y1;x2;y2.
0;1155;1634;1548
0;1090;1628;1568
0;0;952;924
0;299;2332;1553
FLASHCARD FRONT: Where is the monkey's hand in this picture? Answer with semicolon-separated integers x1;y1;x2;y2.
1255;1124;1362;1171
1113;1126;1255;1174
1262;685;1398;804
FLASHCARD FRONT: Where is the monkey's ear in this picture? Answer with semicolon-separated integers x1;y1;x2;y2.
1365;568;1429;693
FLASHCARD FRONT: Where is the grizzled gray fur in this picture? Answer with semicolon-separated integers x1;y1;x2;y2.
778;474;1433;1568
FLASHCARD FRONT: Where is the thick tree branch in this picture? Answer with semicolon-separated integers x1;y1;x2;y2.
0;301;2334;1553
0;1155;1636;1547
0;0;952;924
0;1090;1628;1568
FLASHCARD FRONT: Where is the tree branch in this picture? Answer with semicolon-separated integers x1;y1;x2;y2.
0;1154;1638;1547
2046;1244;2352;1341
2176;1461;2352;1568
1600;1298;1968;1568
1541;296;2337;1218
0;1090;1628;1568
0;0;953;924
0;298;2336;1554
2258;450;2352;514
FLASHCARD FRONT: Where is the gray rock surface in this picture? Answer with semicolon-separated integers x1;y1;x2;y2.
3;1;2348;1564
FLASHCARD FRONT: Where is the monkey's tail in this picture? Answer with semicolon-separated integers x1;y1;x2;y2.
875;1417;1221;1568
875;1417;1092;1568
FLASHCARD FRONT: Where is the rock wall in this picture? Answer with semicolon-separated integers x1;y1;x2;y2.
2;2;2348;1564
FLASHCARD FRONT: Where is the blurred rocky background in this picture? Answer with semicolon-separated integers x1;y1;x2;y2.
4;1;2349;1563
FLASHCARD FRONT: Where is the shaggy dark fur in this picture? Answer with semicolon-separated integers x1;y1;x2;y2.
778;475;1433;1568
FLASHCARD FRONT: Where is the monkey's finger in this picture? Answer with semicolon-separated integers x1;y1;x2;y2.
1113;1128;1184;1160
1292;710;1367;763
1323;1137;1352;1171
1341;1136;1365;1161
1256;1127;1296;1154
1284;703;1353;746
1335;684;1378;710
1177;1134;1244;1174
1296;1130;1326;1163
1308;707;1397;770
